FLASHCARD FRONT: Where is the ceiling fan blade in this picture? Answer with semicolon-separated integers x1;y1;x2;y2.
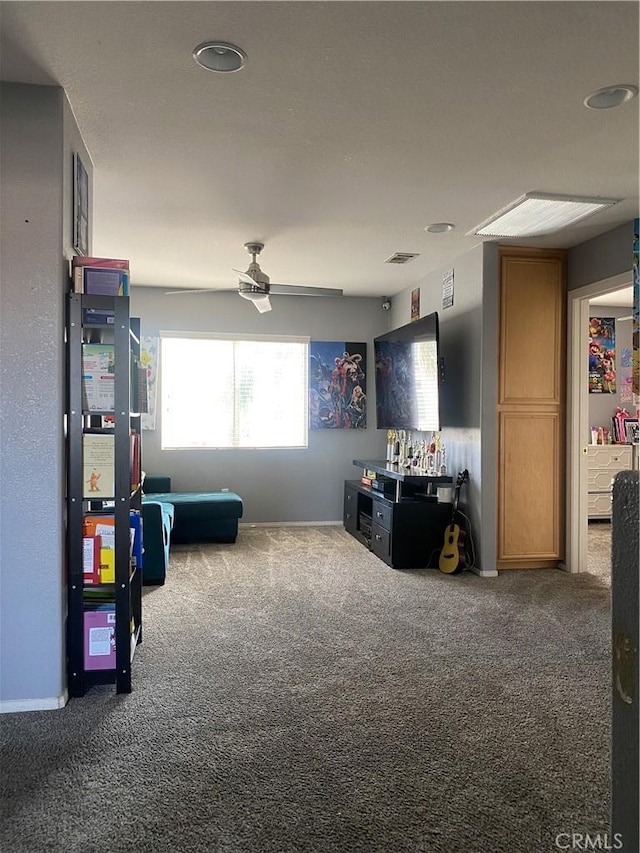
165;288;225;295
233;268;259;287
254;295;272;313
269;283;344;297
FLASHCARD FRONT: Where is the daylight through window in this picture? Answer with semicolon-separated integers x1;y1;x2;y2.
161;334;309;449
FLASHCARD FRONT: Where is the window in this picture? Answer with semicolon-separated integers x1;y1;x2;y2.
161;333;309;449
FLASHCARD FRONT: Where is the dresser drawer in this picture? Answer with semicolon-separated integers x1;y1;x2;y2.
587;446;632;471
588;491;612;518
371;499;392;532
587;469;617;492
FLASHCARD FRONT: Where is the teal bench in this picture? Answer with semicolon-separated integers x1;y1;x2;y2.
142;475;243;546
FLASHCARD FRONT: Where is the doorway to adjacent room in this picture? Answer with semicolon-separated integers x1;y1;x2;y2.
566;271;634;580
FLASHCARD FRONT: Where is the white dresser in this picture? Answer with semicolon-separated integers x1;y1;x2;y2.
587;445;633;519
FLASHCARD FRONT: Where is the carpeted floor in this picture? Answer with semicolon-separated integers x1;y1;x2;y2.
587;521;612;586
1;527;611;853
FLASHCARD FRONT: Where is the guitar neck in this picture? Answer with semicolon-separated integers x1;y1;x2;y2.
449;470;468;524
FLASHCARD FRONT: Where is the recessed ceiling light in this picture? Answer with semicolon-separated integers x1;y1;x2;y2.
469;192;620;239
583;84;638;110
193;42;246;73
425;223;455;233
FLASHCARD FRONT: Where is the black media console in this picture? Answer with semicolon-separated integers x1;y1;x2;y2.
345;460;453;570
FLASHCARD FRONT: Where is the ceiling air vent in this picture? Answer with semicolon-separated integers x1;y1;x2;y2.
384;252;420;265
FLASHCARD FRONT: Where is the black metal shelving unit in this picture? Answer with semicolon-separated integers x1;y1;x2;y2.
66;293;142;696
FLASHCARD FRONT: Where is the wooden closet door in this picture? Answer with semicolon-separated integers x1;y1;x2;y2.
497;248;566;569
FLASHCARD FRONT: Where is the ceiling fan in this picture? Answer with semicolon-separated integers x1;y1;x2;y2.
166;242;343;313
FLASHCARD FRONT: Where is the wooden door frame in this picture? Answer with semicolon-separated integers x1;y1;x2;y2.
565;271;631;574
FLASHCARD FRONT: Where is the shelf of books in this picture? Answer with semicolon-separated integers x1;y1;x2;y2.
66;256;145;696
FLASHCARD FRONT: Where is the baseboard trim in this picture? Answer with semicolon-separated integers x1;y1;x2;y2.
469;565;499;578
239;521;343;528
0;690;68;714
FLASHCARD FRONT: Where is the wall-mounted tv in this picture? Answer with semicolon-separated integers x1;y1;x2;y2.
374;311;441;431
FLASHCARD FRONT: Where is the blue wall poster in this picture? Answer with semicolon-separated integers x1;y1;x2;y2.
309;341;367;429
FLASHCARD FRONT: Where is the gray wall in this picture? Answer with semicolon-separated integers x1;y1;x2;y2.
388;244;496;574
0;83;92;709
568;222;635;290
130;288;388;523
480;244;500;578
587;305;634;431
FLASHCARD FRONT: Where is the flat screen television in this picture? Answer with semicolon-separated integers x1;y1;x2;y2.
374;311;441;431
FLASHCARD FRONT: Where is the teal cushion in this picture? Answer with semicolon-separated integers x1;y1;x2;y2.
143;492;243;520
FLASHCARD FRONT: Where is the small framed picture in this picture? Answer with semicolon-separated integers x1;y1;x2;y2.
411;287;420;321
623;418;639;445
73;153;89;256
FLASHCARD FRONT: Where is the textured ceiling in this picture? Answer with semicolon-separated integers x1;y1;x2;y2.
1;1;638;296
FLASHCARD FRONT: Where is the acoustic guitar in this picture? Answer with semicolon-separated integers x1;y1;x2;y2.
438;469;469;574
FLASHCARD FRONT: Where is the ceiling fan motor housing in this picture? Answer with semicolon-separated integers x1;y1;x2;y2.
246;260;270;287
239;282;270;298
240;241;270;291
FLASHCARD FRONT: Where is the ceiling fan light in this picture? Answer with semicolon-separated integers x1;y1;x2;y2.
254;297;272;314
238;289;272;312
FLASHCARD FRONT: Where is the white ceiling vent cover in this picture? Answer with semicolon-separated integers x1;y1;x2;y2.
384;252;420;264
469;192;620;238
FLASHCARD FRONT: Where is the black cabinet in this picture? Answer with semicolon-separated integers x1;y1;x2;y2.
343;482;359;536
345;460;453;569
